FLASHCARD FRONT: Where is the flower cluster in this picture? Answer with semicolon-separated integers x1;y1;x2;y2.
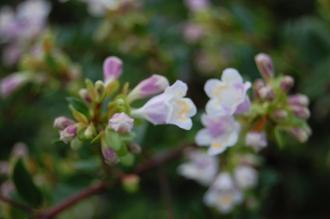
178;52;311;214
0;0;50;65
0;32;81;98
54;56;196;165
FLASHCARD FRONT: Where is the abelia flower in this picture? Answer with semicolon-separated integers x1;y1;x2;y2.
131;80;197;130
0;73;29;98
234;165;258;190
280;75;294;92
245;131;267;151
204;173;242;214
103;56;123;84
178;149;218;186
287;127;311;143
195;113;240;155
127;74;169;102
109;113;134;133
185;0;210;12
288;94;309;107
205;68;251;116
60;124;77;143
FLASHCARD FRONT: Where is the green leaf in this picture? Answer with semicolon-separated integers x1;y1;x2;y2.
274;128;285;149
11;159;43;207
67;97;90;117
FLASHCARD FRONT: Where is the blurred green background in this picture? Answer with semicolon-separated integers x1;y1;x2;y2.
1;0;330;218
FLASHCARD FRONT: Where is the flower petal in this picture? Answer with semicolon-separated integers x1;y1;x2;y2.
221;68;243;84
195;129;211;146
165;80;187;97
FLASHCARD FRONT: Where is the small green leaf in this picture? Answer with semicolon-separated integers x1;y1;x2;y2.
12;159;43;207
67;97;90;117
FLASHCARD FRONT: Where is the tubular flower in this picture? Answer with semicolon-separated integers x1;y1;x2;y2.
204;173;242;214
195;113;240;155
132;80;197;130
245;131;268;151
178;149;218;186
109;113;134;134
234;165;258;190
103;56;123;84
205;68;251;116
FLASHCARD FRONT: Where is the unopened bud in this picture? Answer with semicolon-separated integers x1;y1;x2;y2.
95;80;105;96
54;116;75;130
245;131;267;151
109;113;134;134
102;147;118;165
60;125;77;143
84;124;96;139
288;127;311;143
289;105;310;119
255;53;274;80
272;110;288;120
127;74;169;102
127;143;141;154
288;94;309;107
12;142;28;158
253;79;265;98
79;89;92;103
122;174;140;193
280;75;294;92
258;85;275;101
103;56;123;84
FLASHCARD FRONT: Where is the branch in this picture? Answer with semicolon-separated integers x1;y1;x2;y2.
36;143;193;219
0;194;33;213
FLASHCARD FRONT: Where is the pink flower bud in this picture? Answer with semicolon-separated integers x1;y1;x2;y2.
103;56;123;84
280;75;294;92
109;113;134;133
0;73;28;98
287;127;311;143
183;23;204;43
272;110;288;120
288;94;309;107
60;124;77;143
54;116;75;130
127;74;169;102
79;88;92;103
255;53;274;80
12;142;28;158
289;105;310;119
258;85;275;101
102;147;118;165
245;131;267;151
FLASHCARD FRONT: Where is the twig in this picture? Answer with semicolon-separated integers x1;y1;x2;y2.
35;143;193;219
0;194;33;213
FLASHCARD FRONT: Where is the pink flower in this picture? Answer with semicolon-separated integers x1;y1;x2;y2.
245;131;267;151
60;125;77;143
255;53;274;80
53;116;75;130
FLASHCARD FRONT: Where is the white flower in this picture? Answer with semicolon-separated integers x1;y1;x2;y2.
132;80;197;130
195;113;240;155
204;173;242;214
245;131;267;151
108;112;134;133
205;68;251;115
234;165;258;190
83;0;121;16
178;149;218;186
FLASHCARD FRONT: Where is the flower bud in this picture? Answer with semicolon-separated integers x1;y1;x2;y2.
109;113;134;134
288;94;309;107
272;110;288;120
102;147;119;165
289;105;310;119
183;23;204;43
255;53;274;80
79;88;92;103
60;125;77;143
280;75;294;92
258;85;275;101
103;56;123;84
185;0;209;12
127;143;141;154
122;174;140;193
127;74;169;102
54;116;75;130
0;73;28;98
0;162;9;176
12;142;29;158
245;131;267;151
95;80;105;95
287;127;311;143
84;124;96;139
253;79;265;98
